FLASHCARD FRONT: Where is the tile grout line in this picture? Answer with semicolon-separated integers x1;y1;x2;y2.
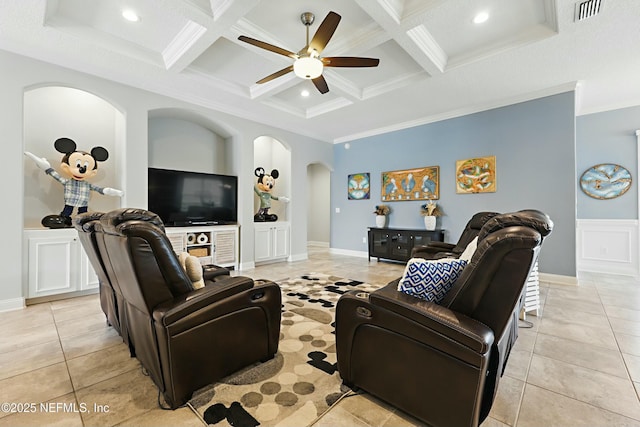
512;285;545;427
595;281;640;404
50;300;89;426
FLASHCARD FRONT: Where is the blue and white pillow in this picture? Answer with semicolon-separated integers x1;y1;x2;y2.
398;258;468;303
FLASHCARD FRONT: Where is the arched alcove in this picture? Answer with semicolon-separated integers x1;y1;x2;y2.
148;109;233;175
23;86;124;228
253;136;291;221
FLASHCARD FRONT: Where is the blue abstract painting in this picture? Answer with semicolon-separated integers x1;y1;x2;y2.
348;173;370;200
580;163;632;200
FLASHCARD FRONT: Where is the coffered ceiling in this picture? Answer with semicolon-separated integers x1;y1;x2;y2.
1;0;639;142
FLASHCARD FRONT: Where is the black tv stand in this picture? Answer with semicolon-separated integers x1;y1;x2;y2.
368;227;445;263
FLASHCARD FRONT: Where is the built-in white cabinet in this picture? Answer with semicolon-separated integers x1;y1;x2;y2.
254;222;290;264
165;225;239;270
23;228;98;300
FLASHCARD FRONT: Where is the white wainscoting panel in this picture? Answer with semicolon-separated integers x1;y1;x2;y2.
577;219;639;277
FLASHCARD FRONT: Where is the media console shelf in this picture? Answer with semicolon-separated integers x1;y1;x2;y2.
368;227;445;263
165;225;239;270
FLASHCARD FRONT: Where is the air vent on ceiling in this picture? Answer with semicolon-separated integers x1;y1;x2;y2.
575;0;603;21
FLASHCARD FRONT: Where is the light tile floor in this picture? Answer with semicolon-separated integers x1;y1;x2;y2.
1;246;640;426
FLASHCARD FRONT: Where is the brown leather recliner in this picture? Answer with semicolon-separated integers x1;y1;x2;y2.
412;211;500;259
87;208;281;409
74;212;121;334
336;210;553;427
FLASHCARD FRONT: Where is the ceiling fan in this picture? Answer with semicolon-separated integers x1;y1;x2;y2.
238;11;380;94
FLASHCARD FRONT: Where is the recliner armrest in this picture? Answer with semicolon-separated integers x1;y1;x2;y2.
425;241;456;250
368;282;494;353
412;242;455;257
153;276;254;326
202;264;230;281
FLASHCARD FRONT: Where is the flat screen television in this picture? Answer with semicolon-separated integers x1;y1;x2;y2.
148;167;238;226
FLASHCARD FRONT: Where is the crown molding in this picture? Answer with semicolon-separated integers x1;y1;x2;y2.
334;81;579;143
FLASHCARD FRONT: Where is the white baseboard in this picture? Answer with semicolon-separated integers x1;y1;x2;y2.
289;252;308;262
329;248;369;258
307;241;329;248
539;272;578;286
239;261;255;271
0;297;26;312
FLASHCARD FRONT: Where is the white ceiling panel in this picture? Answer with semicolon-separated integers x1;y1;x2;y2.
47;0;190;53
424;0;555;62
190;37;287;88
2;0;638;142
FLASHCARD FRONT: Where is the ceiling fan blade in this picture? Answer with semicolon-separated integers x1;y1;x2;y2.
312;75;329;94
238;35;297;59
322;57;380;67
256;65;294;84
308;11;341;55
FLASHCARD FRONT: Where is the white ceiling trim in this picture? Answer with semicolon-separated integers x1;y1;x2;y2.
363;71;428;99
162;21;207;69
259;98;306;118
250;74;299;100
183;0;213;17
231;18;299;55
405;25;447;73
184;66;249;97
376;0;404;24
307;98;354;118
321;70;363;100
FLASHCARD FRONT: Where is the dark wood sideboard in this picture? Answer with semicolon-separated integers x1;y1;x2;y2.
368;227;445;263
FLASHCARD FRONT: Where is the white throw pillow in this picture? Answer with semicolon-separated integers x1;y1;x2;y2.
397;258;468;303
458;236;479;263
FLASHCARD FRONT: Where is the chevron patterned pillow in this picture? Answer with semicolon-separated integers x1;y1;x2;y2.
397;258;468;303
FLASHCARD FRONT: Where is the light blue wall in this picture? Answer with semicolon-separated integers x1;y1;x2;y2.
332;92;576;277
576;105;640;219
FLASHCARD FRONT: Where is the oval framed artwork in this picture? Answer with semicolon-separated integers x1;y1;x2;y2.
580;163;632;200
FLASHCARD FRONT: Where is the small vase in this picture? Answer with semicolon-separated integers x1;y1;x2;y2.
423;215;436;231
375;215;387;228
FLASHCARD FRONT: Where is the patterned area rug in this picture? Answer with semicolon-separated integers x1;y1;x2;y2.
188;273;380;427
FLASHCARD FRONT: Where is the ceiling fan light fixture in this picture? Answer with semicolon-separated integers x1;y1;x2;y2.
293;56;323;79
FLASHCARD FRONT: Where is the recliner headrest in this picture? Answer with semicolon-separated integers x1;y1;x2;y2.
100;208;165;235
468;211;501;229
478;210;553;241
73;211;104;232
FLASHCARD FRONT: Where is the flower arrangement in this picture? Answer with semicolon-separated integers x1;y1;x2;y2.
373;204;391;216
420;199;442;217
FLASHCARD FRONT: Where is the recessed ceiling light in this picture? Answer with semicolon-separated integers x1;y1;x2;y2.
473;11;489;24
301;89;310;97
122;9;140;22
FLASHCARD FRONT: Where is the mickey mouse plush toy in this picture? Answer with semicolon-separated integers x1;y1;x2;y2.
25;137;124;228
254;167;289;222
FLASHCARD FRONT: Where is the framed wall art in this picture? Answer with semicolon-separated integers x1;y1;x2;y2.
348;172;370;200
381;166;439;201
456;156;496;194
580;163;632;199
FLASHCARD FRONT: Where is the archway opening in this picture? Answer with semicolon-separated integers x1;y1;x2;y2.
307;163;331;247
23;86;123;228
